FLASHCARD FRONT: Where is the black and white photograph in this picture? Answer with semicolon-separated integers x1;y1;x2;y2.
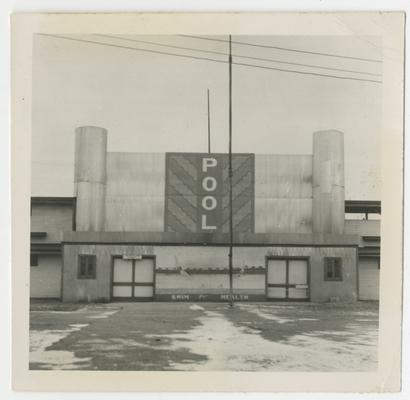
9;12;405;392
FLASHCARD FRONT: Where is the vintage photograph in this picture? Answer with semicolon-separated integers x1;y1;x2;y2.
27;31;384;373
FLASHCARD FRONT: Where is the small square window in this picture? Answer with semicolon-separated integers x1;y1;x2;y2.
78;255;97;279
30;254;38;267
324;257;343;281
88;263;95;277
80;262;87;277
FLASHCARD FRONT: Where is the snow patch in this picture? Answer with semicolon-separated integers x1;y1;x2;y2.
148;309;377;371
30;323;91;369
69;324;89;329
238;304;292;324
189;304;205;311
87;310;119;319
31;308;87;314
285;330;378;370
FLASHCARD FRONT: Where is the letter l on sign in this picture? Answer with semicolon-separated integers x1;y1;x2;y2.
202;215;216;230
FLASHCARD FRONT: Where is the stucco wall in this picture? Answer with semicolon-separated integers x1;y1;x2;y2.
62;244;356;302
31;203;73;242
30;255;62;298
155;274;264;294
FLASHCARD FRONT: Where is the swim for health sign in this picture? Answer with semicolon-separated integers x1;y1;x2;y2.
164;153;255;233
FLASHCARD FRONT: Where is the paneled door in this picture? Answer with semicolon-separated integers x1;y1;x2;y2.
266;258;309;300
112;257;155;301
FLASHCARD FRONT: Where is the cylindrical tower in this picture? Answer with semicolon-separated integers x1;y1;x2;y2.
74;126;107;231
312;130;345;234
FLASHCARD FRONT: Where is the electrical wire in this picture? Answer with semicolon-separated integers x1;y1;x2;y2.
38;34;382;84
39;33;227;64
233;61;382;83
97;34;381;77
180;35;383;63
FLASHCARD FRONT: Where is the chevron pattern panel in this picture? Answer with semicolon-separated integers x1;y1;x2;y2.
165;153;255;233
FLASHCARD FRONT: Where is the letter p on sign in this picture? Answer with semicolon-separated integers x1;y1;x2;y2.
202;158;217;172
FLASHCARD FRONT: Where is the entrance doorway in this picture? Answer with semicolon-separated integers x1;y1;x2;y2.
358;257;380;301
266;257;309;300
111;256;155;301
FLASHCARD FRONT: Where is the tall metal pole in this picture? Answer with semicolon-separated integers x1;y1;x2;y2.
207;88;211;154
228;35;234;307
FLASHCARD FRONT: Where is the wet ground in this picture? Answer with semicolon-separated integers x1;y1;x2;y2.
29;301;379;371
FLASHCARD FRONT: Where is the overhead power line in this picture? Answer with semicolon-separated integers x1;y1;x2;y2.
97;34;381;77
40;34;226;60
233;61;381;83
180;34;383;64
38;34;382;84
39;33;227;63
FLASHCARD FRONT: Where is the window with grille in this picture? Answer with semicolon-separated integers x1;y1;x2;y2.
78;255;97;279
324;257;343;281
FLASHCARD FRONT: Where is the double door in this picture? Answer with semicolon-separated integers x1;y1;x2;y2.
266;258;309;300
112;257;155;300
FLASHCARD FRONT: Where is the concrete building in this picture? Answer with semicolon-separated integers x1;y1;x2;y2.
30;126;381;302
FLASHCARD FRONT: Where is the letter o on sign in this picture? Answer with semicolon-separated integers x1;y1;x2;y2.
202;196;217;211
202;176;217;192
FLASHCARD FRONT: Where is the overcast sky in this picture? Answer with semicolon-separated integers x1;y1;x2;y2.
31;34;382;199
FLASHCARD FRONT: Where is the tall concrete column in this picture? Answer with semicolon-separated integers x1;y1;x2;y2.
74;126;107;231
312;130;345;234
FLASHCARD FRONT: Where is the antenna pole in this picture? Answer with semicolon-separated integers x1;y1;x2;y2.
228;35;234;307
207;89;211;153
